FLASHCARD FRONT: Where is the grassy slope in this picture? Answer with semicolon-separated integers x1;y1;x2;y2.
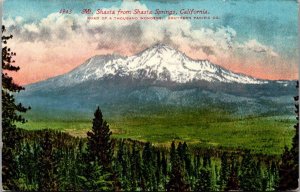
17;105;296;155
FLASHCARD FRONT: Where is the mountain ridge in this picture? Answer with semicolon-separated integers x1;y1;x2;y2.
30;44;270;89
18;44;296;117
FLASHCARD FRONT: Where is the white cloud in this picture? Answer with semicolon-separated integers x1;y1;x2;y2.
23;23;39;33
238;39;278;57
3;1;279;60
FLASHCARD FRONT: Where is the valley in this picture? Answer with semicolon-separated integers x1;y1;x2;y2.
17;105;295;155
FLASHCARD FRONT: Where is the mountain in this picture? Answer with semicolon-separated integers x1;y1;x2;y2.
17;44;296;118
30;44;265;90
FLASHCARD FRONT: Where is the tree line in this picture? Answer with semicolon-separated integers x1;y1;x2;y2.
3;111;282;191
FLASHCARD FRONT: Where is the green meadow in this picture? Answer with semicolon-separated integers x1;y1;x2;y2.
17;105;296;155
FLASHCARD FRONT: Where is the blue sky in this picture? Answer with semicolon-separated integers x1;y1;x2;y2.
3;0;298;55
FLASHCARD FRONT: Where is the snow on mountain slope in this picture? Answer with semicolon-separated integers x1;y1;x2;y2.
44;44;266;87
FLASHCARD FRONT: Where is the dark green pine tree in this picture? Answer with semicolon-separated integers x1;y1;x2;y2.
78;160;112;191
239;150;262;191
87;107;113;170
155;150;162;190
130;141;142;191
142;142;155;191
18;142;37;191
85;107;114;190
182;142;192;177
203;151;211;168
170;141;177;165
66;148;80;191
291;81;299;186
167;142;189;192
37;131;58;191
177;142;192;187
75;139;87;190
218;152;229;191
177;142;183;161
161;151;168;189
195;167;212;192
2;25;30;190
193;154;201;179
278;81;299;190
278;146;298;190
225;155;239;191
271;161;279;190
257;160;268;192
115;140;130;190
292;81;299;161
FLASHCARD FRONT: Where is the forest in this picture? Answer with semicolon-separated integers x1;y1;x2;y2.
2;25;299;191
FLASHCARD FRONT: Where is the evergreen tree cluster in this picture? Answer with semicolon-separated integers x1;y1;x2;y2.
6;125;281;191
2;25;30;190
278;81;299;190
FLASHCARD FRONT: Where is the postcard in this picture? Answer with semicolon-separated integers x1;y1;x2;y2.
2;0;298;191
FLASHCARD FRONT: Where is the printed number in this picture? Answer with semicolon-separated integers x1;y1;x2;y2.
60;9;72;14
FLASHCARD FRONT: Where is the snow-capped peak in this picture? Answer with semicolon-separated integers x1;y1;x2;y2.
50;44;266;87
147;43;176;53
